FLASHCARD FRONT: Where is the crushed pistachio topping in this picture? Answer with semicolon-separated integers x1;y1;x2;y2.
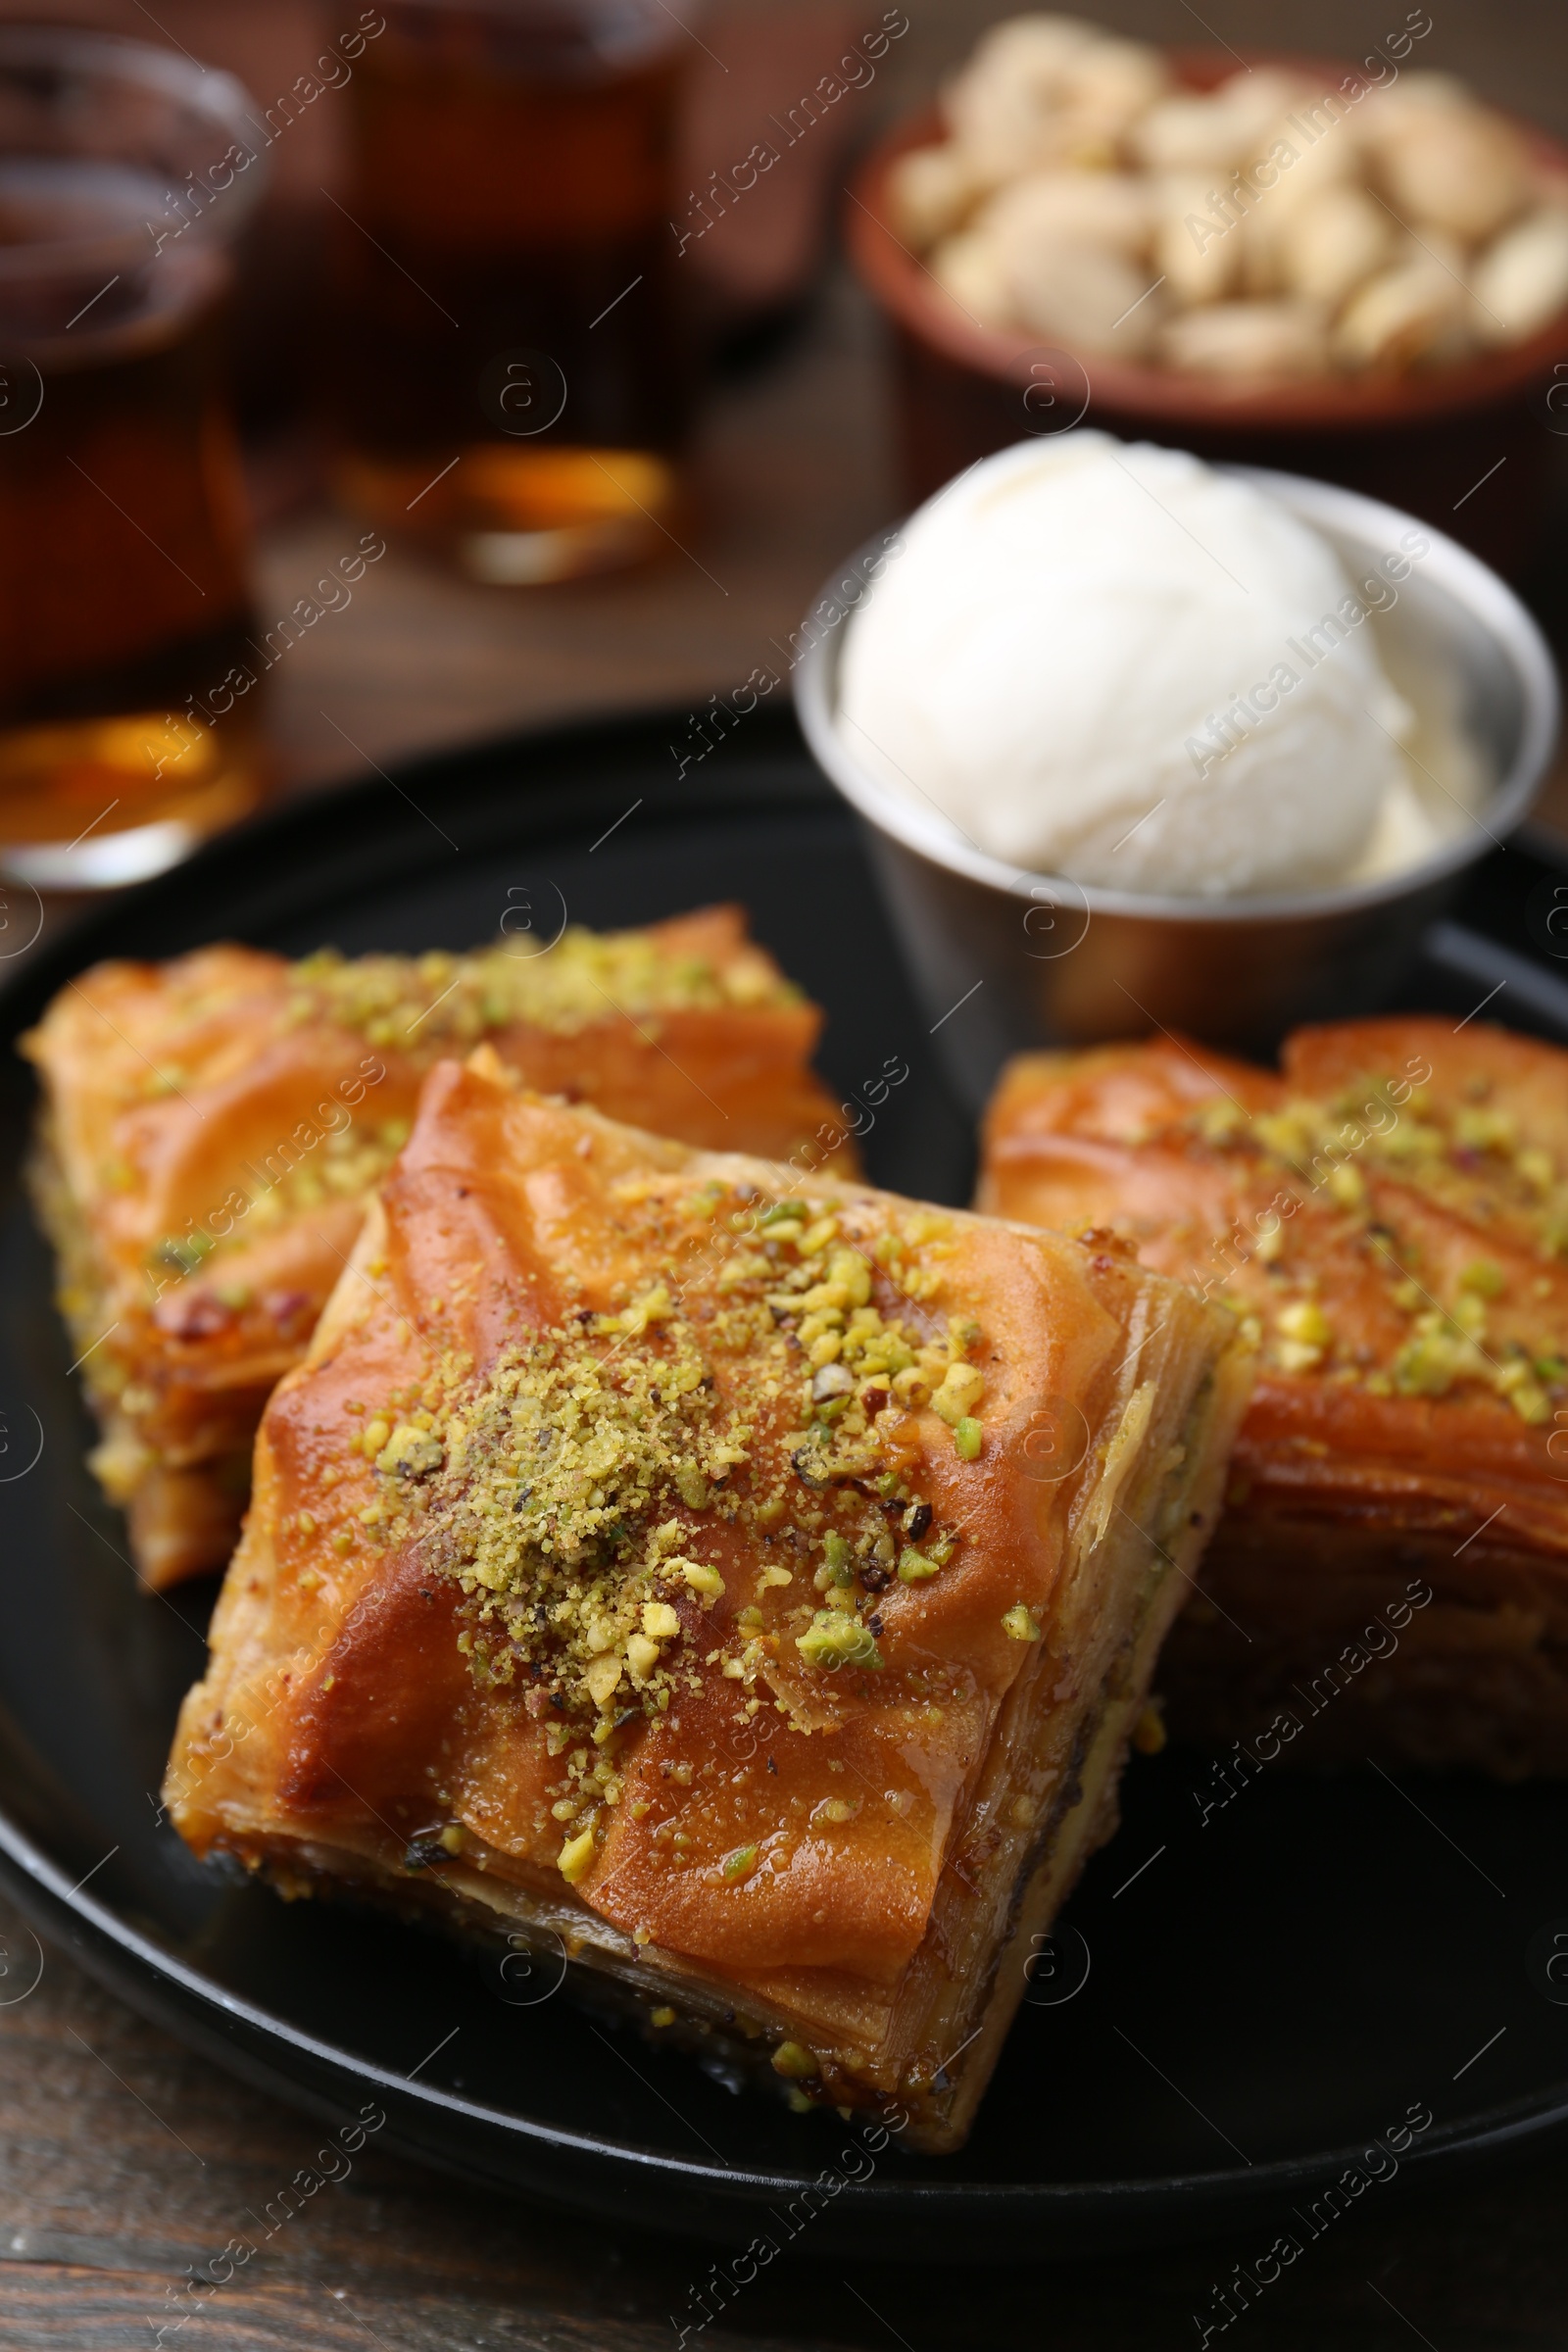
771;2040;819;2079
245;1117;412;1232
798;1612;883;1671
286;928;798;1053
1172;1069;1568;1428
348;1180;999;1824
408;1312;755;1718
144;1113;413;1286
930;1361;984;1425
558;1826;596;1883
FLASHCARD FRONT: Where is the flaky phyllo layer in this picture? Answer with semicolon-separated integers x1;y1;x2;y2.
23;905;850;1588
168;1056;1251;2147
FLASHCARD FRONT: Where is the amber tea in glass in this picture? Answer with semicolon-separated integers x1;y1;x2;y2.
0;30;268;890
328;0;693;583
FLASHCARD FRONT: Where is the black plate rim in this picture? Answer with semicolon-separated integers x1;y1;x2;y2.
5;1799;1568;2232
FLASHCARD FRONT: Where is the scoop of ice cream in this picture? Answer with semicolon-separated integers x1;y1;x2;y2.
836;432;1427;897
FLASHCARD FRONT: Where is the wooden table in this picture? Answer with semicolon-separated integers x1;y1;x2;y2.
10;1;1568;2332
6;1869;1568;2350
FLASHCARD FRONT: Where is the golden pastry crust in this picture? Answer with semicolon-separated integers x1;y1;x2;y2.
23;907;855;1588
168;1055;1251;2147
979;1019;1568;1775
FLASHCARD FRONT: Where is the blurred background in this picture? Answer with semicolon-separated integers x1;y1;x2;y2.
1;0;1566;911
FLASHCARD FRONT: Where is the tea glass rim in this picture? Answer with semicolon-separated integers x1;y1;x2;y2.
0;24;270;286
366;0;691;71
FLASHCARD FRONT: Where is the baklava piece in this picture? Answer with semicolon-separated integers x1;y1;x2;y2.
980;1018;1568;1777
24;907;850;1589
167;1054;1250;2149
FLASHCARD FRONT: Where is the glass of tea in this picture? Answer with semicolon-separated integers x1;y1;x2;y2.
0;28;267;892
327;0;695;585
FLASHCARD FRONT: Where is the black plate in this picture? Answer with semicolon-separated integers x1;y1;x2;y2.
4;706;1568;2261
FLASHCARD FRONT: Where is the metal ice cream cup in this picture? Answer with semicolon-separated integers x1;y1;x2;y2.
793;466;1558;1114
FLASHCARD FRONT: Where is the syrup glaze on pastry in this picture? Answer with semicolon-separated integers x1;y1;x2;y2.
167;1054;1251;2147
980;1017;1568;1775
24;907;852;1588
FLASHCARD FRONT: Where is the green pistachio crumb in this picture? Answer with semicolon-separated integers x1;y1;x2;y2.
797;1612;883;1672
771;2040;819;2079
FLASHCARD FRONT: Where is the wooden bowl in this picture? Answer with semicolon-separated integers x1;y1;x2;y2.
845;56;1568;577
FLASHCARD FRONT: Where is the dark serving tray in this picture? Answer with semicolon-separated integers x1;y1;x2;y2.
3;704;1568;2261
